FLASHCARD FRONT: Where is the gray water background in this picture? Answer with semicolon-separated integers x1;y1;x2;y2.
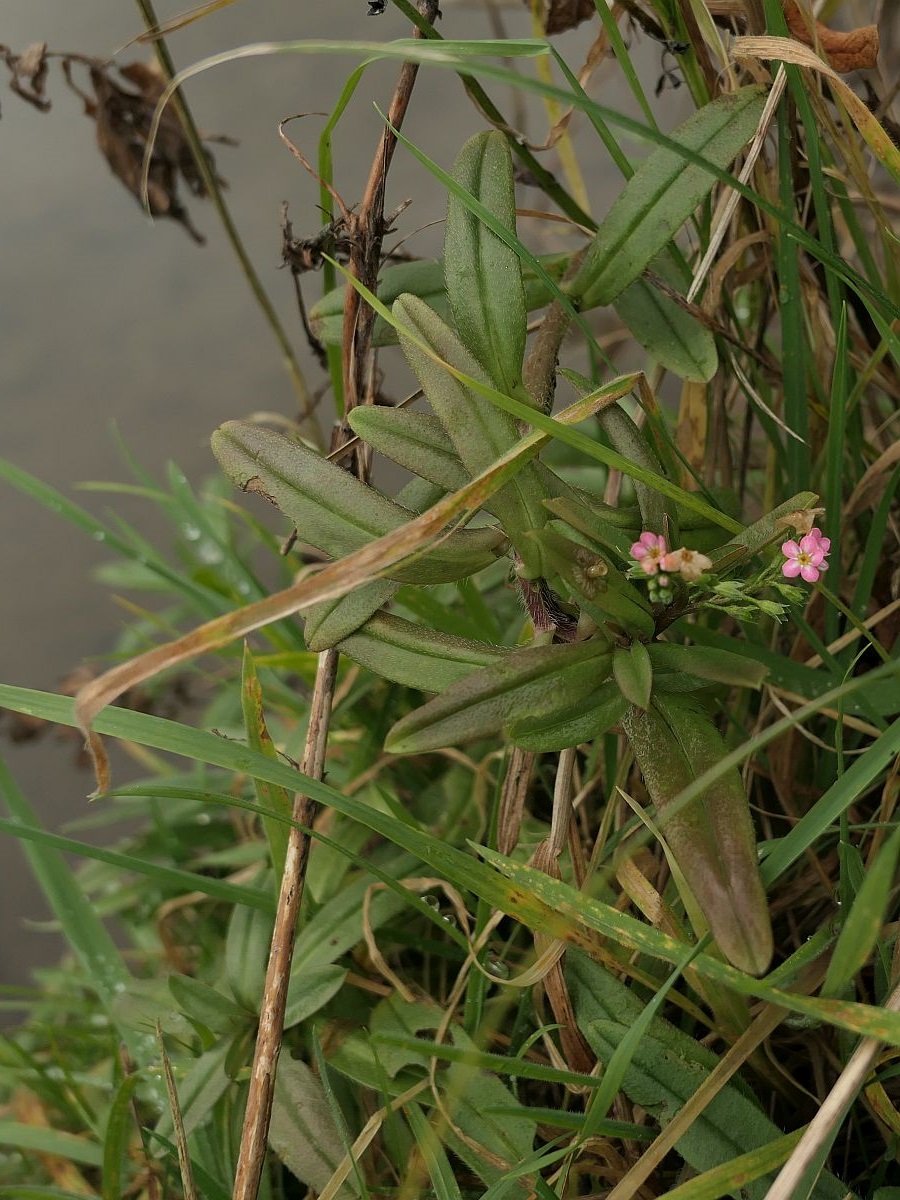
0;0;686;994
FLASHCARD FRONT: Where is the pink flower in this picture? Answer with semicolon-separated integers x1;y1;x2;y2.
782;531;830;583
662;547;713;582
630;532;668;575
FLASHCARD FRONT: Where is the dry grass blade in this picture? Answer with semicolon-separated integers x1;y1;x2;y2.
733;35;900;183
765;977;900;1200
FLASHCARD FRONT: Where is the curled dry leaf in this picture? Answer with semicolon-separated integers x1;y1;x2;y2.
782;0;879;73
64;57;227;243
0;42;51;113
528;0;596;36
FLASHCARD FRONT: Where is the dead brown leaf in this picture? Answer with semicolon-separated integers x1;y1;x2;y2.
1;42;52;113
529;0;596;37
782;0;879;73
63;57;228;243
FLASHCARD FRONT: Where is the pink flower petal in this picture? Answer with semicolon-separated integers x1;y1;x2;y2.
800;563;820;583
782;540;801;559
631;542;649;559
782;558;802;578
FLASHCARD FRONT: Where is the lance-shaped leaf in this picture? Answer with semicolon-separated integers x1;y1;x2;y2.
613;641;653;710
568;953;851;1200
348;407;470;493
241;645;292;882
648;642;768;691
303;476;443;650
304;578;398;652
507;679;626;752
569;85;767;307
211;420;505;585
622;696;772;975
613;248;717;382
445;131;527;395
309;252;570;349
386;637;611;754
350;405;597;517
338;612;506;691
394;294;549;576
709;490;820;570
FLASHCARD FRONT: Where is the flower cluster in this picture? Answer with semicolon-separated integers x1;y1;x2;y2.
629;533;713;604
781;527;830;584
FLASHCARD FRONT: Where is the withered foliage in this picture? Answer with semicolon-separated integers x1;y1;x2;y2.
1;45;229;243
0;42;51;114
528;0;596;36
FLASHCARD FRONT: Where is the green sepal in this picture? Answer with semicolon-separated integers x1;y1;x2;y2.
528;524;655;638
507;679;626;751
613;248;717;382
613;641;653;710
386;637;611;754
569;86;767;307
648;642;768;691
211;420;505;584
621;696;772;976
445;131;527;395
338;612;506;691
394;294;549;575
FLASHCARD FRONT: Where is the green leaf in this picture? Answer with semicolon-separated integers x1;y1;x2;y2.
168;974;249;1035
211;420;505;584
404;1103;464;1200
269;1055;359;1198
622;697;772;975
393;295;549;576
102;1073;141;1200
7;683;899;1043
821;823;900;999
648;642;768;691
569;85;767;306
613;249;718;382
613;641;653;710
385;638;611;754
309;253;569;349
284;964;347;1030
304;579;399;652
337;611;507;691
225;901;273;1013
348;408;469;493
568;953;850;1200
0;754;153;1069
445;131;526;395
442;1027;536;1190
0;1121;103;1169
507;679;626;752
241;645;292;881
154;1037;233;1144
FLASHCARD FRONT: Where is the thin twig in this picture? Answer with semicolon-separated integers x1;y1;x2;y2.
341;0;441;444
131;0;318;440
232;648;339;1200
